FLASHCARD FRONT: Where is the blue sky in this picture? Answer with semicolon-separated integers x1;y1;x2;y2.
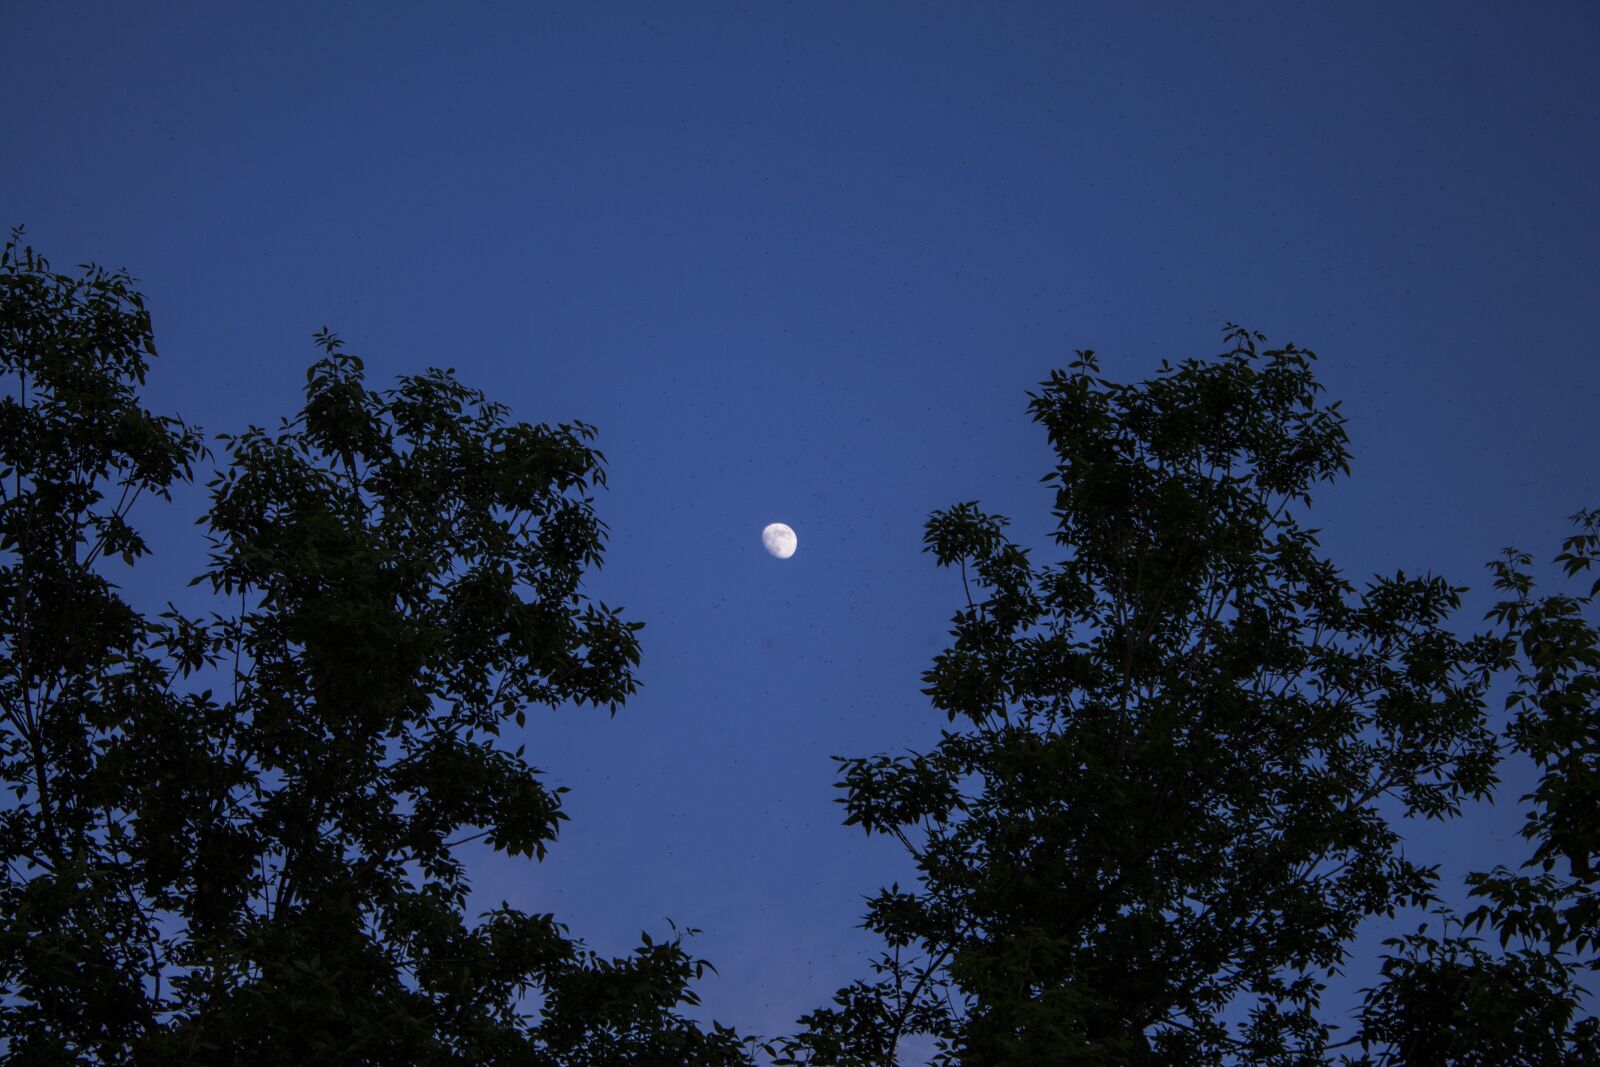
5;0;1597;1045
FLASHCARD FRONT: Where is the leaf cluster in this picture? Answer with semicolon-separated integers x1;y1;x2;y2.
1349;511;1600;1064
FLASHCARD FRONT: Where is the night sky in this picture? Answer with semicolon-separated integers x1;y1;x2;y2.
5;1;1597;1047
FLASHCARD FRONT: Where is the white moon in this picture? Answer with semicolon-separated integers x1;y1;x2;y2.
761;522;797;559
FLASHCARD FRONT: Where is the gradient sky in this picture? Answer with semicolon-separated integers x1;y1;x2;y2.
5;0;1597;1048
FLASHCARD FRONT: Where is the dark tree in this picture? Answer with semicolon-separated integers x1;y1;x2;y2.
776;329;1506;1065
1350;511;1600;1065
0;231;748;1065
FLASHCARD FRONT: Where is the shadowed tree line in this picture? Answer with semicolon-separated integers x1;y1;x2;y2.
2;232;1594;1064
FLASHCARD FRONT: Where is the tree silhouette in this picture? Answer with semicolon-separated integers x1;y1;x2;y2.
776;329;1513;1065
1349;511;1600;1064
10;233;1593;1066
0;231;748;1065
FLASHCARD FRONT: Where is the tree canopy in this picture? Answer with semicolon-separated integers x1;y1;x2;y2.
0;231;749;1065
4;232;1595;1065
775;329;1596;1064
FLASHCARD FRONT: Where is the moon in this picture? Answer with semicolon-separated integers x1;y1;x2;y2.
761;522;797;559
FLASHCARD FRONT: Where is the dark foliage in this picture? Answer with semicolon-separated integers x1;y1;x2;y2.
775;329;1514;1065
0;231;749;1065
10;232;1594;1066
1349;511;1600;1065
